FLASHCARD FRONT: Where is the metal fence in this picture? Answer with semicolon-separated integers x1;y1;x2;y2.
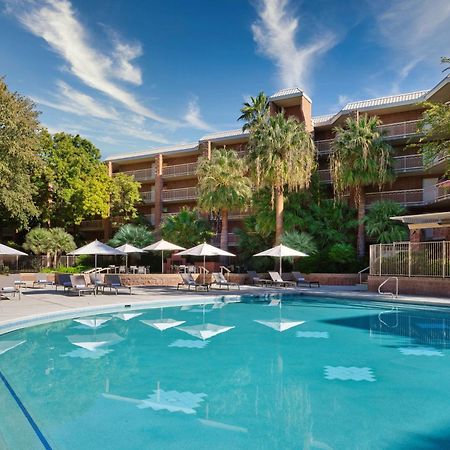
370;241;450;278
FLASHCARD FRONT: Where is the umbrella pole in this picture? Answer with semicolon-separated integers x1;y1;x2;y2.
95;254;98;283
161;250;164;274
203;255;206;284
279;256;282;276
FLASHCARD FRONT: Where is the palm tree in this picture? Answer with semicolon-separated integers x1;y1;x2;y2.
248;113;317;244
197;147;252;251
24;227;52;267
238;92;269;131
160;208;214;249
330;114;395;257
364;200;408;243
48;228;76;267
109;224;154;248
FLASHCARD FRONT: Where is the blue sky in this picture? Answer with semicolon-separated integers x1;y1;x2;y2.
1;0;449;157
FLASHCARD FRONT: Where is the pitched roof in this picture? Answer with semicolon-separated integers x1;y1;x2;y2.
200;129;249;141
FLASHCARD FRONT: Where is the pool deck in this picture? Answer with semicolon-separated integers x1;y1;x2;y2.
1;284;450;334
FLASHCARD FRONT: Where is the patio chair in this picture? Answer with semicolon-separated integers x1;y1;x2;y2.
137;266;146;274
67;275;96;296
211;272;240;290
118;266;126;274
177;273;208;291
89;273;107;292
33;273;54;288
291;271;320;288
0;286;21;300
103;274;132;295
247;270;270;286
55;273;73;291
268;272;296;288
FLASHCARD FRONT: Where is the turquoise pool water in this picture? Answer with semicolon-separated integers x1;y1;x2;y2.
1;295;450;449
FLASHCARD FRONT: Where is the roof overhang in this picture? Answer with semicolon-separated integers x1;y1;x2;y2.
391;212;450;229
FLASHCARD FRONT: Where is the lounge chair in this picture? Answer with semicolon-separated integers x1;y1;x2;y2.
211;272;240;290
247;271;271;286
89;273;108;292
33;273;54;288
67;275;96;296
291;271;320;288
177;273;208;291
55;273;73;291
103;274;132;295
0;286;21;300
268;272;296;288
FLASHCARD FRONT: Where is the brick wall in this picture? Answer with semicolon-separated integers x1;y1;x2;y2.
368;275;450;298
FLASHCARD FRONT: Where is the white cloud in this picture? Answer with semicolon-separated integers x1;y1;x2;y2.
374;0;450;81
184;98;212;131
251;0;336;89
33;80;118;119
7;0;174;124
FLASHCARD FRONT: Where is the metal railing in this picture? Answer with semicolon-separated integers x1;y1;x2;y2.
366;189;424;207
393;154;424;173
162;162;198;178
370;241;450;278
115;168;155;182
378;277;399;298
141;191;155;204
228;209;252;220
161;187;198;202
358;266;370;284
378;120;420;139
317;169;332;183
315;139;333;155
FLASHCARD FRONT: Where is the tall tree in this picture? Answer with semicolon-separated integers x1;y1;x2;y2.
238;92;269;131
248;113;317;244
417;101;450;175
110;173;142;220
197;147;252;251
161;208;213;249
0;78;42;229
330;115;394;257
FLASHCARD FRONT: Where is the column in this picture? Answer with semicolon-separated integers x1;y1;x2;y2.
154;154;163;229
103;161;113;241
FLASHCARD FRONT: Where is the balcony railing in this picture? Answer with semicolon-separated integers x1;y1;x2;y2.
141;191;155;204
366;189;424;207
228;210;252;220
162;187;198;202
116;168;155;182
162;162;198;178
211;232;239;247
378;120;421;139
317;169;332;183
315;139;333;155
393;154;424;173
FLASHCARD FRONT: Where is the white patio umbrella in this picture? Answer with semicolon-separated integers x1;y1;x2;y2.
253;244;308;275
115;243;145;269
175;242;235;283
68;240;125;279
0;243;27;271
143;239;185;273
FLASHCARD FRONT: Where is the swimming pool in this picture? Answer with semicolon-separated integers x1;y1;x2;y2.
1;294;450;449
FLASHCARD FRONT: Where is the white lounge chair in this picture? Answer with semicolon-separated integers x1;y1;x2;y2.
103;274;132;295
268;272;296;288
177;273;208;291
211;272;240;290
0;286;21;300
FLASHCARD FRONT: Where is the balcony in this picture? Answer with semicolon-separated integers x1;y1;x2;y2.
211;232;239;247
393;154;424;173
317;169;332;183
141;191;155;204
228;210;252;220
378;119;421;140
162;162;198;178
162;187;198;202
115;168;155;182
315;139;333;156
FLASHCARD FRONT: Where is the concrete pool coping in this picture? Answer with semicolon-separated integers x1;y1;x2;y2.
1;284;450;335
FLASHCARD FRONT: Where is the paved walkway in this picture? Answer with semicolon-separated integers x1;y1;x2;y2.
1;284;449;334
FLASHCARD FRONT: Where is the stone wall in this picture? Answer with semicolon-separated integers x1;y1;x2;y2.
368;275;450;298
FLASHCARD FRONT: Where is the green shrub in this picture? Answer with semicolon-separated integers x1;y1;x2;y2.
328;243;355;264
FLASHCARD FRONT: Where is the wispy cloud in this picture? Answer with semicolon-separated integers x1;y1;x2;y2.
184;97;212;131
6;0;174;124
251;0;336;89
374;0;450;88
33;80;118;119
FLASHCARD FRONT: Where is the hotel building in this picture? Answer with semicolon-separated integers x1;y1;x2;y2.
81;74;450;246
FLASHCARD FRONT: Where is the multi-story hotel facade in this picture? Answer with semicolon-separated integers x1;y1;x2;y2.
82;74;450;247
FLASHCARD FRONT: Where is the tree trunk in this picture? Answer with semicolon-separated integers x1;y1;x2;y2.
356;185;366;258
53;251;58;269
46;252;51;268
220;208;229;251
275;187;284;244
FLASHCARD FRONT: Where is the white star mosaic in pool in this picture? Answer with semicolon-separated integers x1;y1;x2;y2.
296;331;329;339
138;390;207;414
0;340;26;355
169;339;209;349
398;347;444;356
324;366;376;382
